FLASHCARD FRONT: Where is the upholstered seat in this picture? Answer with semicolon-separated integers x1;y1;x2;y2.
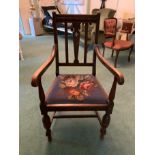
104;40;134;50
46;74;109;104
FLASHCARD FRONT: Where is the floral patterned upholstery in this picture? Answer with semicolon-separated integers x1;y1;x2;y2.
104;18;117;37
104;40;134;50
46;74;109;104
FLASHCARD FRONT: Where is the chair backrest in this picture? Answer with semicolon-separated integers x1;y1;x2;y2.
52;12;100;76
104;18;117;38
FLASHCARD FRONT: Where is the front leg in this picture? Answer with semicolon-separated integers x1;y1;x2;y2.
100;102;114;139
100;112;111;139
42;114;52;142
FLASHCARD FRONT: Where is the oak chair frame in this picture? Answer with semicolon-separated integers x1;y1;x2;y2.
31;13;124;142
102;18;134;67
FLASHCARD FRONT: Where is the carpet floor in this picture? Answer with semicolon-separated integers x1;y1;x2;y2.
19;34;135;155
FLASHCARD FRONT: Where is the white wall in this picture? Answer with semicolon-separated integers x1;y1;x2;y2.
90;0;100;13
106;0;118;10
116;0;135;18
19;0;31;34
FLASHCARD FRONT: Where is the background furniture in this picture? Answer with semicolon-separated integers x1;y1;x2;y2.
31;12;124;142
118;18;135;40
41;6;61;32
102;18;134;67
80;8;116;45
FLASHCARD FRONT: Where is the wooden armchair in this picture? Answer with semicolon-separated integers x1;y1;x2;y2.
102;18;134;67
31;13;124;142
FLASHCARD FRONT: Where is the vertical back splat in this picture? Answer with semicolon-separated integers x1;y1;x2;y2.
84;23;88;63
64;22;69;63
72;23;80;64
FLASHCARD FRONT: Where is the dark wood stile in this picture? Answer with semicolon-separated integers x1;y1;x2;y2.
64;22;69;63
84;23;88;63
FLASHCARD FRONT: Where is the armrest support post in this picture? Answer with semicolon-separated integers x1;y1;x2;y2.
109;77;117;102
38;77;45;103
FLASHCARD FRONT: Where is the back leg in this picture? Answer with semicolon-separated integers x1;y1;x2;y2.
114;51;120;67
128;45;134;62
111;49;114;57
102;43;105;56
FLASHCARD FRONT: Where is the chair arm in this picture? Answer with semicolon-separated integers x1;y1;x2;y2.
31;45;56;87
94;46;124;85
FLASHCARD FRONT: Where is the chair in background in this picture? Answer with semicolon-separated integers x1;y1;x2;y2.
91;8;116;44
102;18;134;67
31;13;124;142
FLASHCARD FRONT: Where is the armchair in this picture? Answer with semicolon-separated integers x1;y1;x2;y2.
102;18;134;67
31;12;124;142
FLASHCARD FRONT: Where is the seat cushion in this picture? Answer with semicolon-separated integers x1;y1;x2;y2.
104;40;134;50
46;74;109;104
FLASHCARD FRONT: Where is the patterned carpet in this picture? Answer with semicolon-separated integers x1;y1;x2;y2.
19;34;135;155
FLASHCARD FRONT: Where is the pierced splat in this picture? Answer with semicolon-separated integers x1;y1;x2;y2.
72;22;81;63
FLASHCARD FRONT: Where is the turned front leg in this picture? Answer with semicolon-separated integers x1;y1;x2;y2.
100;112;111;139
42;114;52;142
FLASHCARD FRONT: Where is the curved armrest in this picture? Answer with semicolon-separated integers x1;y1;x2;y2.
31;45;56;87
94;46;124;85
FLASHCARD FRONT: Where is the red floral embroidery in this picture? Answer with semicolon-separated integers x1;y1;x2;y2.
59;75;97;101
79;81;95;90
68;89;80;96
